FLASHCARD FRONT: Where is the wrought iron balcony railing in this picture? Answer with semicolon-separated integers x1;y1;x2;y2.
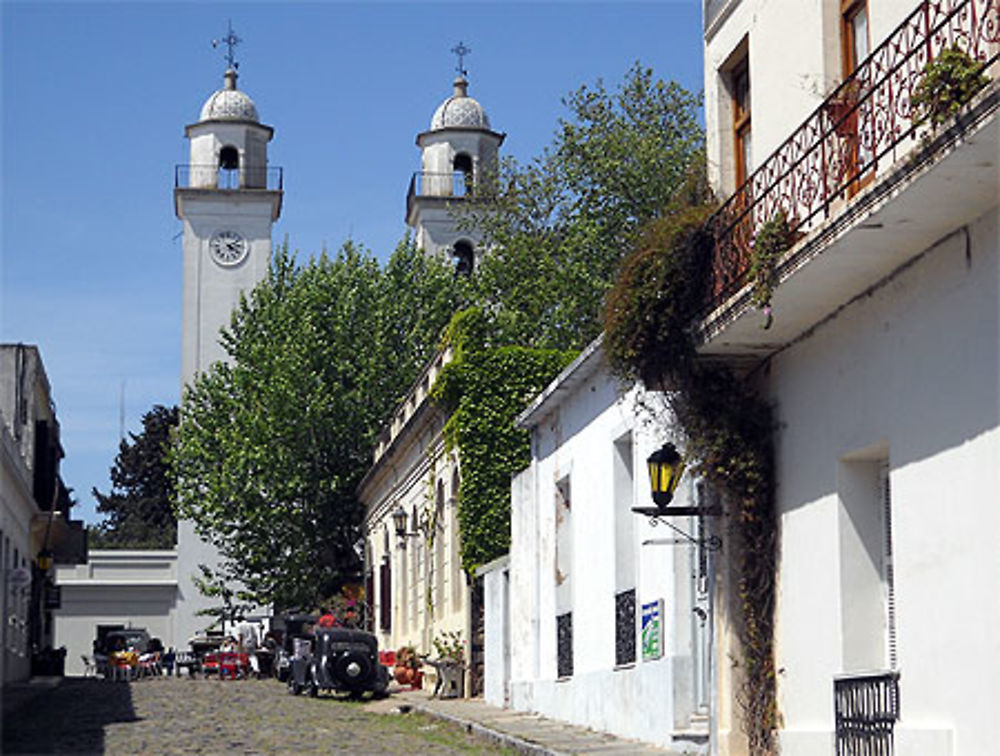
174;164;283;191
834;671;900;755
704;0;1000;314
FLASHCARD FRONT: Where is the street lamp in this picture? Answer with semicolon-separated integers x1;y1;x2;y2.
392;505;421;544
646;442;685;509
36;549;54;573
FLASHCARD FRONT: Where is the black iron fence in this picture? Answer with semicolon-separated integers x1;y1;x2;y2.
175;164;283;191
834;670;901;755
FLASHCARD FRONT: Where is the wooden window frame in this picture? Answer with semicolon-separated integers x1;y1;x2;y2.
731;56;752;188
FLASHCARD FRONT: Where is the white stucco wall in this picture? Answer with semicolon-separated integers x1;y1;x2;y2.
507;347;711;752
360;349;469;673
770;207;999;755
1;417;36;683
54;550;179;676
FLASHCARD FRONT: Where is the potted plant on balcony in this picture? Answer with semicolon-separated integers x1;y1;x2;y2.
825;80;863;137
912;44;989;128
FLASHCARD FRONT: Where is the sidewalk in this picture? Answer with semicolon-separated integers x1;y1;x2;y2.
1;676;63;718
379;687;683;755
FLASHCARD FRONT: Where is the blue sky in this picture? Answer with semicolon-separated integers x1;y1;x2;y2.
1;1;704;525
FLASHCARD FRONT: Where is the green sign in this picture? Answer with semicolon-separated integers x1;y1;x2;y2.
641;599;664;660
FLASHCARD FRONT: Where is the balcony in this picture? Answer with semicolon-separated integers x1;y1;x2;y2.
174;164;283;192
698;0;999;360
405;171;471;223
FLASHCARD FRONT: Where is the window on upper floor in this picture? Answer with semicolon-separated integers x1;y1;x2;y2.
841;0;870;77
732;55;752;188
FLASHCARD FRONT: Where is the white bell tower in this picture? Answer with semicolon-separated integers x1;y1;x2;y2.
173;28;282;643
175;67;282;385
406;43;504;274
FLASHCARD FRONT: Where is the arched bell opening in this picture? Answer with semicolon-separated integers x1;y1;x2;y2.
453;153;473;194
218;145;240;188
452;240;475;277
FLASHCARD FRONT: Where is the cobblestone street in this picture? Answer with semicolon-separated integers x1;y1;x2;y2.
2;677;516;755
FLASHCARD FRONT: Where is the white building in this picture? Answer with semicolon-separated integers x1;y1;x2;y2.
1;344;86;683
173;59;282;644
359;347;474;691
701;0;999;753
484;339;713;752
53;550;178;676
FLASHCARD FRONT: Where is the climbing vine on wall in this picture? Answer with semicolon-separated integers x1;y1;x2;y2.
604;205;779;755
431;308;577;575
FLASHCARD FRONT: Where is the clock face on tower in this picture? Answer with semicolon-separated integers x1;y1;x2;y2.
209;230;248;266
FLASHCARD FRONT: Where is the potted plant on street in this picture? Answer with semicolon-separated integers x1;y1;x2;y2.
394;644;423;688
429;631;466;699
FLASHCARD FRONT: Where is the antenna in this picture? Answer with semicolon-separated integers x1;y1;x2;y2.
119;379;126;443
212;20;242;70
451;41;471;78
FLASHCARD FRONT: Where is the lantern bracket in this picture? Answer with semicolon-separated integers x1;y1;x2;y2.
633;506;723;552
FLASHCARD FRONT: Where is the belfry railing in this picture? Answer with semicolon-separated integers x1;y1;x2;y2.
703;0;999;314
174;165;283;192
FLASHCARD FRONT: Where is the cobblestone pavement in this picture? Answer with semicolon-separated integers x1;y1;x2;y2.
2;676;516;755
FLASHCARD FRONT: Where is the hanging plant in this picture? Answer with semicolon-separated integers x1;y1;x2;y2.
912;44;989;127
748;211;793;329
605;202;779;755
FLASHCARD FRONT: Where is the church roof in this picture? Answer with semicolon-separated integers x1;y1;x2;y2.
199;69;259;123
430;76;491;131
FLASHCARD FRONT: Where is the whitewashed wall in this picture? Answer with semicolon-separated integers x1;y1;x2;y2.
505;346;711;752
769;208;999;755
54;550;179;676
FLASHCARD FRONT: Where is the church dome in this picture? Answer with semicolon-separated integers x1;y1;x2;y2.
199;69;259;122
430;77;491;130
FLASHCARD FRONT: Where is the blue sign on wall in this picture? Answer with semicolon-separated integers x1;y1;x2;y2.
641;599;664;660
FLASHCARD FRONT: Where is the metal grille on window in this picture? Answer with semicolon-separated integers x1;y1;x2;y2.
834;671;900;755
615;589;636;666
556;612;573;678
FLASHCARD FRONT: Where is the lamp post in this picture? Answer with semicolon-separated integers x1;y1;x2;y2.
36;549;53;573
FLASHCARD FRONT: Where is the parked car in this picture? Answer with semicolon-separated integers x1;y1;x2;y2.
99;628;150;655
288;627;390;698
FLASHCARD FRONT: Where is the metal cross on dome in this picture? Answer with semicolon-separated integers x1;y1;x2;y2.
451;41;471;77
213;20;242;70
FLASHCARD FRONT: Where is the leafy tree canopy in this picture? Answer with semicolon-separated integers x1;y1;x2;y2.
170;239;467;610
90;404;178;549
460;62;705;350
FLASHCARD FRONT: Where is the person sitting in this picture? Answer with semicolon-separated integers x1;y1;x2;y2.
317;607;338;628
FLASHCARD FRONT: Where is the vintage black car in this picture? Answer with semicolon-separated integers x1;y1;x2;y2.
288;627;389;698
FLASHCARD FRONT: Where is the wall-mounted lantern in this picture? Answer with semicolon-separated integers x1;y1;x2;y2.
647;442;685;509
392;505;420;545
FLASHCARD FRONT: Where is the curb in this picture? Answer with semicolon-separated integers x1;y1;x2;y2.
402;699;559;756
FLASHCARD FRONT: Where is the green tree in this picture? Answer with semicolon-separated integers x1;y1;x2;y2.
171;239;466;610
90;404;179;549
461;62;705;350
